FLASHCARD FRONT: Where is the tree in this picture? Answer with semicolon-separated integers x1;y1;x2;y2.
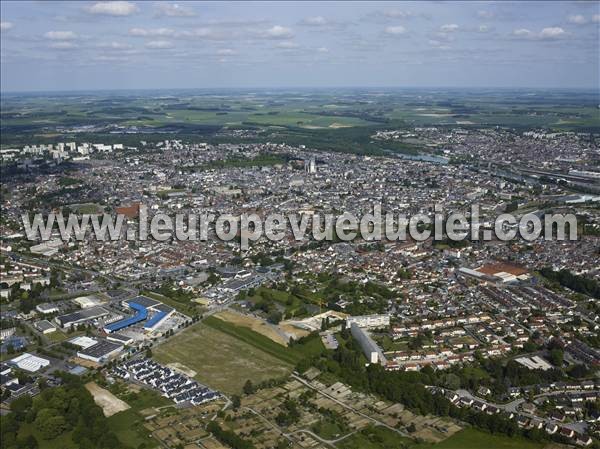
549;349;563;367
243;380;254;395
17;434;38;449
9;395;32;419
231;395;241;410
34;409;67;440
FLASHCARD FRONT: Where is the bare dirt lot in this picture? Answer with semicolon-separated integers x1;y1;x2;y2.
85;382;130;417
215;310;289;346
166;362;197;377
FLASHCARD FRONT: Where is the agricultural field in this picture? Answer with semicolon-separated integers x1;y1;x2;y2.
153;319;294;395
3;88;598;148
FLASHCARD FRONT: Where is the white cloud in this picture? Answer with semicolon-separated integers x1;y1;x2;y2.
50;41;77;50
567;14;587;24
98;41;132;50
129;27;175;37
385;25;407;35
317;47;329;53
429;39;450;50
477;10;495;19
592;14;600;23
262;25;293;39
44;30;78;40
302;16;327;26
179;28;216;39
539;27;566;39
0;21;13;31
512;28;533;37
276;41;299;49
440;24;459;32
129;27;224;40
478;25;490;33
512;27;567;40
145;40;174;49
156;3;195;17
384;10;413;19
88;1;138;16
217;48;236;55
94;55;129;62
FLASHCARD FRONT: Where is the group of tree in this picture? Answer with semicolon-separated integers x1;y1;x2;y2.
540;267;600;298
206;422;255;449
296;334;573;445
1;373;127;449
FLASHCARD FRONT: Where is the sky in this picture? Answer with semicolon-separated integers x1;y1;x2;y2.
0;1;599;92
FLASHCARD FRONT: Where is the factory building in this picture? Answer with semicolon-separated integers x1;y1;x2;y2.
103;296;174;334
55;306;109;329
77;339;123;364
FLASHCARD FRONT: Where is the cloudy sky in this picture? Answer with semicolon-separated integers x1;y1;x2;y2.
1;1;598;91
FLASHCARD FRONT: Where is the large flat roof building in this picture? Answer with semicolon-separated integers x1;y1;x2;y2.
77;339;123;364
350;323;387;365
55;306;109;329
10;353;50;372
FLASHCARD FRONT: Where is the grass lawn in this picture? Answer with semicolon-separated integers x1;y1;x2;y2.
312;419;348;440
153;320;293;395
46;330;69;343
18;422;77;449
412;428;545;449
107;409;159;449
104;384;170;449
337;425;414;449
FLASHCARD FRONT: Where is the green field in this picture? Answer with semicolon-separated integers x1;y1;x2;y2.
106;385;171;449
337;425;416;449
3;89;598;148
412;428;545;449
106;409;159;449
153;319;293;395
339;427;546;449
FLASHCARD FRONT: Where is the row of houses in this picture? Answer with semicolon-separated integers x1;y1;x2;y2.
392;314;491;337
114;358;219;406
436;388;594;447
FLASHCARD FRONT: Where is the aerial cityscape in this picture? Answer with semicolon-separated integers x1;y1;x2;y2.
0;2;599;449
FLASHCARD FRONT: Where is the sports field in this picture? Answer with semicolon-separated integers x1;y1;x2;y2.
153;320;293;395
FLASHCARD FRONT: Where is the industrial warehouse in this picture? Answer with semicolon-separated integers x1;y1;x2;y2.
52;294;178;337
103;296;174;334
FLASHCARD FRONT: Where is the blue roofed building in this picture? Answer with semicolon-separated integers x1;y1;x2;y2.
103;296;174;334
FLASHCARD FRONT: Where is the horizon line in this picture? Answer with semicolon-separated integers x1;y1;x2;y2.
2;85;600;95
